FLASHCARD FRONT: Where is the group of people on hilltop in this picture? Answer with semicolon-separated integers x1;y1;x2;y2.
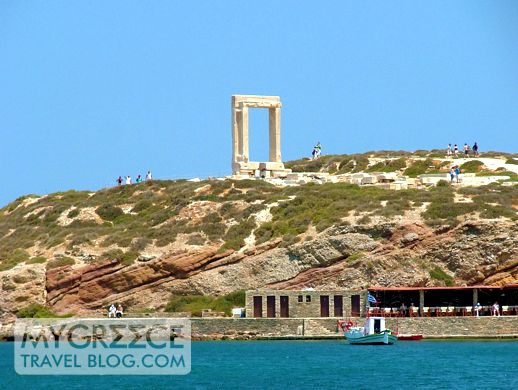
116;171;152;186
310;141;481;161
449;166;462;183
446;142;479;158
108;303;124;318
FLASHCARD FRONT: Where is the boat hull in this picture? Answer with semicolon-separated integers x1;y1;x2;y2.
397;334;423;341
345;331;397;345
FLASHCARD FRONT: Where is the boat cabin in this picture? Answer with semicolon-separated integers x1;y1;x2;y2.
364;317;387;335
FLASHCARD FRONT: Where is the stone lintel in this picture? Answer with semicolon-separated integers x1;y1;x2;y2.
232;95;281;108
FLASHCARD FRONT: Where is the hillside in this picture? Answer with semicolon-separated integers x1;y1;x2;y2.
0;151;517;321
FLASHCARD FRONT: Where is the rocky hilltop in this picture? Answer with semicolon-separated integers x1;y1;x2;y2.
1;151;517;323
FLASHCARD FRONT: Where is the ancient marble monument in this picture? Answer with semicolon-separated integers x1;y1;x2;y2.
231;95;291;177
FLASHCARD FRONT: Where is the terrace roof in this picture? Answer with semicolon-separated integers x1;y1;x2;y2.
369;285;518;291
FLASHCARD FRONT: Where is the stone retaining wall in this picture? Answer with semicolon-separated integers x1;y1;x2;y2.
387;317;518;337
191;317;518;339
2;317;517;340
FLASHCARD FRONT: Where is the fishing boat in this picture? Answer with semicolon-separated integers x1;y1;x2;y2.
344;317;397;345
397;334;423;341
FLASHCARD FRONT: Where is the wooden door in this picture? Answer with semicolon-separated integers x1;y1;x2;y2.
280;296;289;318
253;296;263;318
333;295;343;317
266;296;276;318
351;294;361;317
320;295;330;317
374;319;381;333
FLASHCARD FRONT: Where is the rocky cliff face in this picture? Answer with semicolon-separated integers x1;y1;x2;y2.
2;218;516;324
1;155;517;323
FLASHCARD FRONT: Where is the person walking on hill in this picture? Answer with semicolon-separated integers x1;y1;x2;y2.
312;142;322;159
453;144;459;157
125;176;132;185
473;142;479;157
450;168;455;183
446;144;452;157
455;166;461;183
146;170;152;181
135;174;143;183
463;143;470;157
116;176;123;186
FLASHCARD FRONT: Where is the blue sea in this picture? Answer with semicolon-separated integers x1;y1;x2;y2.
2;340;518;389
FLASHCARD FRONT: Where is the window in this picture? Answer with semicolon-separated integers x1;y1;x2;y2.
298;295;303;303
306;295;311;303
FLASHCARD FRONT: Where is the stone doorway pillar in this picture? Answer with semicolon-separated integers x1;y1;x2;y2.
269;107;281;163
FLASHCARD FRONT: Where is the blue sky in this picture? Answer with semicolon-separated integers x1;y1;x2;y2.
1;1;517;206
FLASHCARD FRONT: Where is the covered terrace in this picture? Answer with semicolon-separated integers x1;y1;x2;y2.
367;285;518;317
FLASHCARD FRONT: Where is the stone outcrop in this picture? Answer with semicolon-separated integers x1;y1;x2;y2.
24;220;509;317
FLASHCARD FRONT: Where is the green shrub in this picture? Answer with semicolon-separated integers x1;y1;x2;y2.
147;224;183;247
255;223;274;245
0;249;30;271
357;215;372;224
17;303;71;318
120;250;139;265
130;237;151;251
429;266;454;286
164;295;213;316
96;204;123;221
347;252;364;263
10;249;30;262
220;219;256;251
422;193;476;223
479;205;517;220
186;234;206;246
505;158;518;165
200;222;226;240
67;230;99;248
26;256;47;264
459;160;484;173
280;234;302;247
349;155;370;173
131;200;153;213
212;290;246;314
366;158;406;173
101;249;139;265
47;256;75;269
0;259;18;272
101;249;124;260
12;274;31;284
404;159;436;177
165;291;245;316
146;210;172;226
202;212;222;224
67;208;80;218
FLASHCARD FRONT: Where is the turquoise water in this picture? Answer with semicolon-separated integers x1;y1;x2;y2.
2;340;518;389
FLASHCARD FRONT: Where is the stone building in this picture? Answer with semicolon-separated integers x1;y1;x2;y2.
246;285;518;319
245;289;365;318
